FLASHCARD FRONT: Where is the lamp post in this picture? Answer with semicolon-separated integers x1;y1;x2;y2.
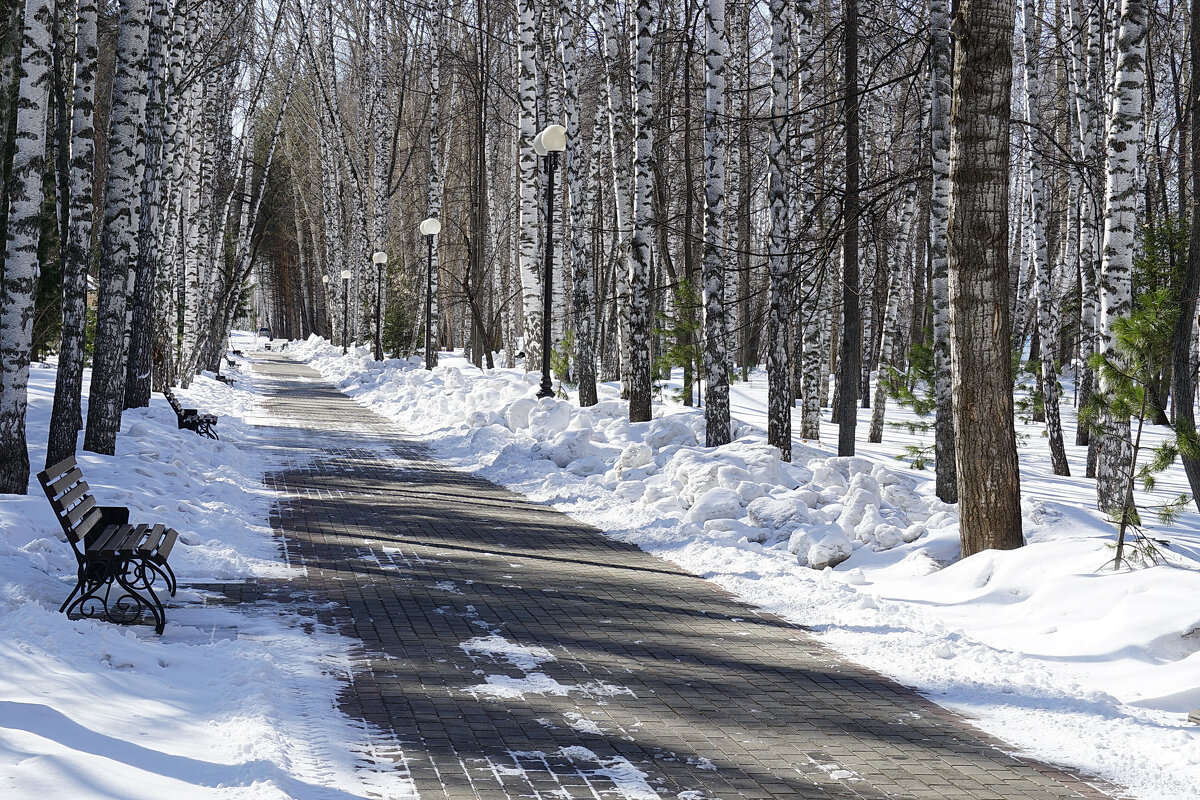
533;123;567;399
340;269;351;354
419;217;441;369
373;251;387;361
321;275;329;339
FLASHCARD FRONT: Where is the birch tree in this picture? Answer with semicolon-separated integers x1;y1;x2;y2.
703;0;731;446
929;0;956;501
795;0;822;441
516;0;542;372
1022;0;1070;476
84;0;149;455
0;0;53;493
426;0;444;368
628;0;655;422
766;0;792;460
1096;0;1148;513
45;0;98;468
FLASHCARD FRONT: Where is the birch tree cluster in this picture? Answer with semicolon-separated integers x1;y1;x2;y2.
1;0;1198;559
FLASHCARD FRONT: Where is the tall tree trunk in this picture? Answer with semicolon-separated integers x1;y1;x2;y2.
868;189;917;443
796;0;821;441
46;0;98;468
426;0;443;368
628;0;655;422
0;0;53;493
1096;0;1147;513
837;0;861;456
124;0;167;410
84;0;148;455
1023;0;1070;476
560;0;595;406
516;0;541;373
766;0;792;460
1174;0;1200;509
930;0;957;501
948;0;1024;556
703;0;731;446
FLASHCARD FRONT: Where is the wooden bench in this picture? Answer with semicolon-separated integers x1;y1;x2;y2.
38;457;179;634
163;387;218;439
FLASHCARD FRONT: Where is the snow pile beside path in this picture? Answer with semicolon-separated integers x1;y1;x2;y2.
293;336;1200;800
292;336;950;569
0;355;415;800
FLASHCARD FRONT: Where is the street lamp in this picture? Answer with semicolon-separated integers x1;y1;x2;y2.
321;275;330;339
373;251;387;361
340;269;352;354
419;217;441;370
533;123;566;399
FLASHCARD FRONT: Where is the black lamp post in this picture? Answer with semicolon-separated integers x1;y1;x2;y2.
419;217;441;369
340;269;351;354
321;275;330;338
534;123;567;399
373;251;387;361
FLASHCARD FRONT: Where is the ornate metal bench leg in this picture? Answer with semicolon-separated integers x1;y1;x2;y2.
114;559;167;634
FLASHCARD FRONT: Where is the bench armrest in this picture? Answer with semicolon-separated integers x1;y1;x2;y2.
98;506;130;526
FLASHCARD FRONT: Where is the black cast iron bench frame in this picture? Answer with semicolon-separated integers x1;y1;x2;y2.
38;456;180;634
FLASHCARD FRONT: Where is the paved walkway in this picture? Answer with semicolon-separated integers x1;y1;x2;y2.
245;353;1116;800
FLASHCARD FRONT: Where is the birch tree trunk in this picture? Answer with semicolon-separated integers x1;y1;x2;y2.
559;0;595;406
426;0;444;368
930;0;957;501
766;0;792;460
124;0;168;409
628;0;655;422
1096;0;1147;513
947;0;1024;556
46;0;98;468
1023;0;1070;476
703;0;731;446
84;0;148;456
795;0;822;441
601;4;633;391
516;0;542;373
0;0;53;493
868;189;917;443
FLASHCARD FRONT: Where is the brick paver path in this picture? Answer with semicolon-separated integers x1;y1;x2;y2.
249;353;1116;800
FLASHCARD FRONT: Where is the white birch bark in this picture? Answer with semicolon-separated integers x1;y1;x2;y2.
1096;0;1147;512
795;0;822;441
45;0;98;468
426;0;444;367
766;0;792;460
601;4;633;390
867;189;917;443
929;0;956;501
1022;0;1070;475
0;0;53;492
516;0;542;372
628;0;655;422
703;0;731;446
559;0;595;405
84;0;148;455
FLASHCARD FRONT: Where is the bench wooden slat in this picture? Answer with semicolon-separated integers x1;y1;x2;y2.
39;455;78;485
137;524;167;555
67;507;104;544
63;493;97;529
88;523;129;552
45;467;85;499
113;524;151;554
155;528;179;562
56;480;91;513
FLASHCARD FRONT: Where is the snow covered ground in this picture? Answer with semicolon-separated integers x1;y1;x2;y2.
290;334;1200;800
0;348;415;799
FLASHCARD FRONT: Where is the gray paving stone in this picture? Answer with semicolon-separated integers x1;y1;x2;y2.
233;353;1123;800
